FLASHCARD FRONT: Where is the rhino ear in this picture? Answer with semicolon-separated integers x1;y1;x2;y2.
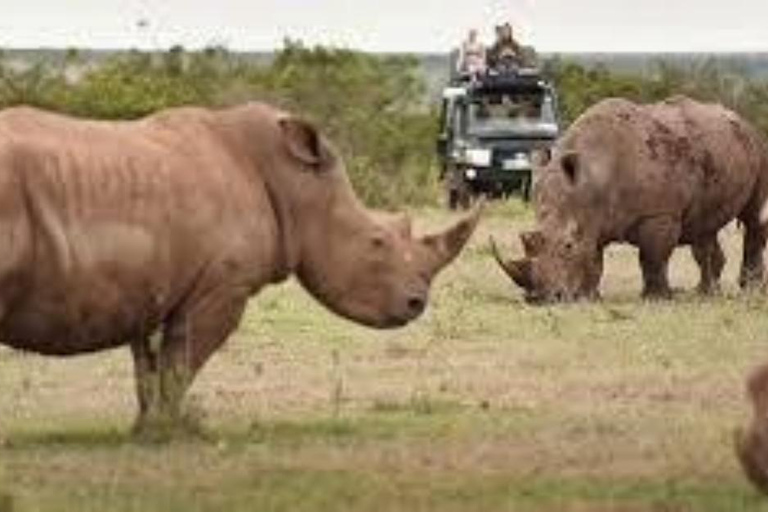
279;117;328;169
560;151;580;185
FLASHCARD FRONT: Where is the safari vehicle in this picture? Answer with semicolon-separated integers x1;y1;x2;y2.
437;68;561;209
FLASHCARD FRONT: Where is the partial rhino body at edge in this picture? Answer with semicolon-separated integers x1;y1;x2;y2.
494;95;768;302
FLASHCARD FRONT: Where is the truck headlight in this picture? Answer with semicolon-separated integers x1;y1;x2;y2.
464;148;492;167
465;168;478;180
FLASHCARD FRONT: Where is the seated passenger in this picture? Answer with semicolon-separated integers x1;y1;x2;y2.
456;29;486;78
488;23;523;71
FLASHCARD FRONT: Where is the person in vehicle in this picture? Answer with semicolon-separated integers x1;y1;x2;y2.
456;28;486;78
488;23;523;70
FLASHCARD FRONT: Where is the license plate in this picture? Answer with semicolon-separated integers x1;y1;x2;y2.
503;159;528;171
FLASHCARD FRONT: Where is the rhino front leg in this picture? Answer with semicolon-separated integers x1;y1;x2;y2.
636;216;681;299
691;236;725;295
131;286;249;438
130;335;163;435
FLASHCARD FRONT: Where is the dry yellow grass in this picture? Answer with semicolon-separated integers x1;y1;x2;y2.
1;202;768;511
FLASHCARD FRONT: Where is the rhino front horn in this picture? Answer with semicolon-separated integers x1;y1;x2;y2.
490;237;533;290
420;201;484;275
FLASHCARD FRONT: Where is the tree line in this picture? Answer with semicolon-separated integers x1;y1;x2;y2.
2;43;768;206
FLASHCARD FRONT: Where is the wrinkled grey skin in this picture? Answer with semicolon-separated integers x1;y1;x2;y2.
493;96;768;302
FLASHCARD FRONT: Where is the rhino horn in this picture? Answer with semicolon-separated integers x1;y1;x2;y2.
420;201;484;275
490;237;533;290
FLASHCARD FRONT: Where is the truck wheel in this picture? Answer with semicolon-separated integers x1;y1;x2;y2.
448;189;460;210
457;186;473;209
521;176;533;202
446;168;472;210
447;184;473;210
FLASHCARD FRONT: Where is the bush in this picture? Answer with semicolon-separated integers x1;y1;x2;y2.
544;55;768;134
0;43;439;208
4;46;768;208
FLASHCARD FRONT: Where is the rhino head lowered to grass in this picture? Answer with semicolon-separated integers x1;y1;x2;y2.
0;103;481;435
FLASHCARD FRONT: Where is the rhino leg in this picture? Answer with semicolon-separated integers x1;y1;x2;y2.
738;217;767;290
131;287;249;439
130;335;163;432
636;217;680;299
691;236;725;295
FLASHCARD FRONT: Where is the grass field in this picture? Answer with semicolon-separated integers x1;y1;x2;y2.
2;202;768;511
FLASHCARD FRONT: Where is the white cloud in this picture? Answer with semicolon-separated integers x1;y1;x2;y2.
0;0;764;52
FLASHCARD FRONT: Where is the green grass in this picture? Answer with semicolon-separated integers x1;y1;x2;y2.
1;206;768;511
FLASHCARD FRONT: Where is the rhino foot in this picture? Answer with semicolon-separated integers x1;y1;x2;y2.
132;407;210;443
696;281;722;296
641;286;674;301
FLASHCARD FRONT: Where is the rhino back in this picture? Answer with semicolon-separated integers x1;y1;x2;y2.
0;107;279;355
559;97;766;243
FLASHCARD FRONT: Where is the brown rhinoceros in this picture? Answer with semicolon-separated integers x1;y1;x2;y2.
0;103;481;434
492;96;768;302
735;363;768;496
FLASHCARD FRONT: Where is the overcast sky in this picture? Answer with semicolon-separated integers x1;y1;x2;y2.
0;0;765;53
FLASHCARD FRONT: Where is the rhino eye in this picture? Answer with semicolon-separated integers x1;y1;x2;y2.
371;235;386;249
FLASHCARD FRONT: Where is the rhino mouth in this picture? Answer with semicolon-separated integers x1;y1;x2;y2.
490;236;596;305
524;288;579;305
377;313;419;329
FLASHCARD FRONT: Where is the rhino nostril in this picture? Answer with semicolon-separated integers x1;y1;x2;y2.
407;296;426;314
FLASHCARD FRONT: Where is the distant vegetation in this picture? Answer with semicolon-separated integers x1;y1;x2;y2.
3;45;768;206
543;56;768;135
0;42;437;207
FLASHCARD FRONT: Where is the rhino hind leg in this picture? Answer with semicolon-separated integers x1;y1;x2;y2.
738;216;768;290
691;237;725;295
130;336;163;435
130;288;249;440
636;217;681;299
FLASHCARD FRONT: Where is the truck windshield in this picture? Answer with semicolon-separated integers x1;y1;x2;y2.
465;93;557;138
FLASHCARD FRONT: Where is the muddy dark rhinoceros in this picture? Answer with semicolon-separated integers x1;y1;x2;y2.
0;103;481;434
492;96;768;302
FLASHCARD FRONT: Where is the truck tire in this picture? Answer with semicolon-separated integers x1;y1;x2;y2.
448;184;473;210
447;185;473;210
521;175;533;202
